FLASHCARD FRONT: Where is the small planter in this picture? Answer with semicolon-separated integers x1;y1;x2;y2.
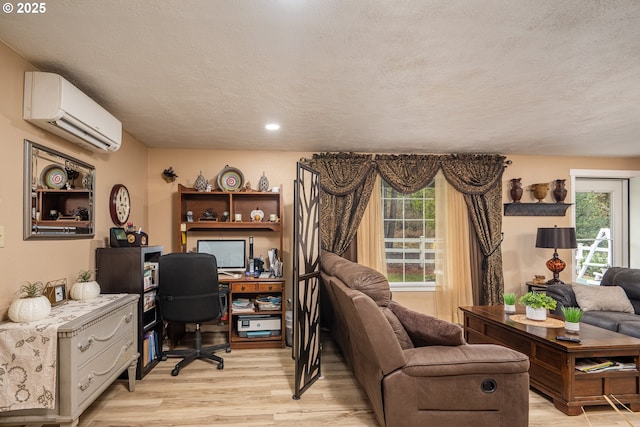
565;321;580;333
526;305;547;321
8;295;51;323
71;280;100;301
504;304;516;314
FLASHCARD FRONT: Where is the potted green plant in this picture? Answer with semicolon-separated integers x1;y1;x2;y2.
561;306;584;333
503;292;516;313
8;281;51;322
519;291;557;321
70;269;101;301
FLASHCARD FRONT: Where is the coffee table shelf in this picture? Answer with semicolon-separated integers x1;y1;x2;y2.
460;305;640;415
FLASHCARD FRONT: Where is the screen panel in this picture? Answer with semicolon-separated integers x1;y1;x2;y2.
196;239;246;271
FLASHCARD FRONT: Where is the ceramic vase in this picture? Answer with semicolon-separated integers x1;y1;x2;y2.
509;178;523;203
553;179;567;203
194;171;208;192
564;321;580;333
504;304;516;314
526;305;547;321
258;172;270;192
530;183;549;202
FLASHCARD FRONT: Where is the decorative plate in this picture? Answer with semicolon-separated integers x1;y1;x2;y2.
250;209;264;222
217;166;245;192
40;164;67;189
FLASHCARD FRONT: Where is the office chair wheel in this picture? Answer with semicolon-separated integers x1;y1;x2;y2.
225;347;231;353
217;362;224;370
161;354;168;361
171;368;180;376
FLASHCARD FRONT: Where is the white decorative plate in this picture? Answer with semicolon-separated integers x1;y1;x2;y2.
250;209;264;222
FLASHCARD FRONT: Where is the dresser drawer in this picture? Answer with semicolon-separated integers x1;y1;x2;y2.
76;333;136;408
73;302;136;367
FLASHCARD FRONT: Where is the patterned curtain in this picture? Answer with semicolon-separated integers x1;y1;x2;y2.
440;154;506;305
304;152;507;305
304;153;376;255
375;154;441;193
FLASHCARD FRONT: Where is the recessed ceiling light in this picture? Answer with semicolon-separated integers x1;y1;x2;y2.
265;123;280;131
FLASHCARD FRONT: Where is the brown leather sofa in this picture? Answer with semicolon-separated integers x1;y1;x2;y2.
320;251;530;427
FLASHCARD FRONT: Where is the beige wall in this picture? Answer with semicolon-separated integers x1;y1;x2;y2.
2;40;640;320
0;42;150;319
502;155;640;297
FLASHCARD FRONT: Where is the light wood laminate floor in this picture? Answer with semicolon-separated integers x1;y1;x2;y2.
71;330;640;426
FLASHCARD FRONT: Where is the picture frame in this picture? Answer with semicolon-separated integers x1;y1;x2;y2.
44;278;67;306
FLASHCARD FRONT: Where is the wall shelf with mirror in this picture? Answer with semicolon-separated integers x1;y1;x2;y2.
23;140;95;239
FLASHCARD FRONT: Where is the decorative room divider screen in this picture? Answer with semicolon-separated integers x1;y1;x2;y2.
292;162;321;399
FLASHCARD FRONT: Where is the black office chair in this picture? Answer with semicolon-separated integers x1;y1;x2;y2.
157;252;231;376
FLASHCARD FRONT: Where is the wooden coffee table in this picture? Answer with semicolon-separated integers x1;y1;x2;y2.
460;305;640;415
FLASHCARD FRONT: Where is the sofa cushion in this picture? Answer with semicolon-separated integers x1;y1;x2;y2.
383;307;414;350
389;301;465;347
617;321;640;339
572;284;634;313
581;311;639;331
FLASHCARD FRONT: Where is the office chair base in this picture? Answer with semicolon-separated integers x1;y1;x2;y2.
160;322;231;376
162;342;231;376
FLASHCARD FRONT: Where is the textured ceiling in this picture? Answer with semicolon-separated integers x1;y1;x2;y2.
1;0;640;156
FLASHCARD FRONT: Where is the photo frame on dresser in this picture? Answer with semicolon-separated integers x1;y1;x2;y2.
44;278;67;306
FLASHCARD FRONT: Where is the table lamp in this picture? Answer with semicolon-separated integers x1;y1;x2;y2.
536;226;577;285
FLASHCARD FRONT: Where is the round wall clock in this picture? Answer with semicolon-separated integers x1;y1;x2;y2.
109;184;131;226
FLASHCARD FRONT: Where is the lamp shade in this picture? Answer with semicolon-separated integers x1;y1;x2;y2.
535;227;577;250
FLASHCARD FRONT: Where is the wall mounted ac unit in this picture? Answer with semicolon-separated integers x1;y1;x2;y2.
23;71;122;152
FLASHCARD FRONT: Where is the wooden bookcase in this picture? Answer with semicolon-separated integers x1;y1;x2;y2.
176;184;285;349
95;245;163;379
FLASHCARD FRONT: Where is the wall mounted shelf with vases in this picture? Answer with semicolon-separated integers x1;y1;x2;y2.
504;203;572;216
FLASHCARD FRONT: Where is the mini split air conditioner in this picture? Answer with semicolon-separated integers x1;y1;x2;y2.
23;71;122;152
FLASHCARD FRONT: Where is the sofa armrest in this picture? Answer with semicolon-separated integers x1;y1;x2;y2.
401;344;529;377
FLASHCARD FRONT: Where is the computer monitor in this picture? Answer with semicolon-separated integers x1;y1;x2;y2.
196;239;246;272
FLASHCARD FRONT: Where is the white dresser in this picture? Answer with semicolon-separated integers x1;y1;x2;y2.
0;294;139;427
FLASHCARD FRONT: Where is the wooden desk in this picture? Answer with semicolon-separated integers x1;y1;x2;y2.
460;305;640;415
167;276;286;350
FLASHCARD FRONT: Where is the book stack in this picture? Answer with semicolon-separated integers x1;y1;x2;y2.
143;330;160;367
575;358;637;373
232;298;255;314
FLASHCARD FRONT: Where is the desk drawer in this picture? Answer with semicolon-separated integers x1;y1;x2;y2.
258;282;282;292
232;282;283;293
232;283;258;292
72;303;135;367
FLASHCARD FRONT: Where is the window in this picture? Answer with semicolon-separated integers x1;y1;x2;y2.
381;179;436;291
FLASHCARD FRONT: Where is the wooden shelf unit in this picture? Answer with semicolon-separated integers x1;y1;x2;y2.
176;184;285;349
176;184;283;252
95;246;163;379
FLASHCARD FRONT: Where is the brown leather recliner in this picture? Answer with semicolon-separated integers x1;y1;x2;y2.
320;251;530;427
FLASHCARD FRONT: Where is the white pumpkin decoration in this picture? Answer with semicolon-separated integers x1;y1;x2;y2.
8;296;51;323
71;280;101;301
